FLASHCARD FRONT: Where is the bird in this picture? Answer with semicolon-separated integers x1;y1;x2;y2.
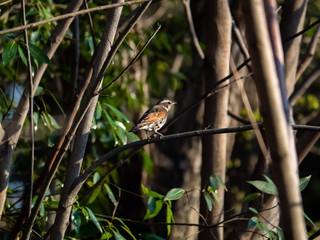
129;98;176;137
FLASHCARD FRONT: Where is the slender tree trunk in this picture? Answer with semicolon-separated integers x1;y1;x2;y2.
241;0;307;239
199;0;231;239
48;1;124;238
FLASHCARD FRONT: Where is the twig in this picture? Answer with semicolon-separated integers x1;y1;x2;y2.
20;0;34;218
289;66;320;106
0;0;12;6
0;0;152;36
182;0;204;60
84;0;97;50
296;25;320;80
283;18;320;44
98;23;161;94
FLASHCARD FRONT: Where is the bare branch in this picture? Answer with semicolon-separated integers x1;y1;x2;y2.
0;0;152;36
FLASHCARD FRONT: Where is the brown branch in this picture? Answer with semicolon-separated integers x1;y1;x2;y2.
182;0;204;60
21;0;34;219
0;0;152;35
296;25;320;80
98;23;161;94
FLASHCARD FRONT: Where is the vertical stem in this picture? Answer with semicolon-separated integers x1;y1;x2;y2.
20;0;34;218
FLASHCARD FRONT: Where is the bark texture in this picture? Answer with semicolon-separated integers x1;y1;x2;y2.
241;0;307;239
199;0;231;239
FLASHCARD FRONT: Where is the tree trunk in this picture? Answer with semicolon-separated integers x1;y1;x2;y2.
199;0;232;239
241;0;307;239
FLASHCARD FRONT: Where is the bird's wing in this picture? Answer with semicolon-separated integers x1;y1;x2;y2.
137;106;166;125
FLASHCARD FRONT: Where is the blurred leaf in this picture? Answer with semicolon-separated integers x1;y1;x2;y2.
72;209;81;234
142;151;153;178
277;227;284;239
93;172;100;184
211;190;221;206
141;184;164;198
3;41;17;66
95;102;102;120
127;132;140;142
164;188;185;201
105;184;117;206
143;198;163;220
88;185;101;204
29;43;51;64
107;104;130;123
249;207;259;214
209;176;219;191
215;173;228;191
34;86;44;96
248;216;259;228
300;175;311;191
115;217;137;240
247;178;277;195
114;231;126;240
18;45;27;66
47;90;66;117
33;112;39;131
166;203;174;236
304;211;316;227
85;207;103;233
244;193;261;203
103;109;116;129
204;192;212;211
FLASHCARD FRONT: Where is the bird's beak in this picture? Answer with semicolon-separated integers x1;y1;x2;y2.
172;102;177;105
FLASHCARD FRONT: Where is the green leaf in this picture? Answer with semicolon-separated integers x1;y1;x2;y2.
34;86;44;96
244;193;261;203
300;175;311;191
33;112;39;131
72;209;81;234
304;211;315;227
103;109;116;129
127;132;140;142
29;42;51;64
215;173;228;191
47;90;66;117
95;102;102;120
248;216;259;228
18;45;27;66
211;190;221;206
93;172;100;184
88;185;101;204
86;207;103;233
164;188;185;201
143;199;163;220
204;192;212;211
141;184;164;198
166;203;174;236
116;121;127;145
3;41;17;66
277;227;284;239
107;103;130;123
209;176;219;191
114;231;126;240
249;207;258;214
247;179;277;195
115;217;137;240
105;184;117;206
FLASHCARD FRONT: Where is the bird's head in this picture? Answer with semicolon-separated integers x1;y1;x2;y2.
158;98;176;111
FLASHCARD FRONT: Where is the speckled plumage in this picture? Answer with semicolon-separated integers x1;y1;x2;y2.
130;98;176;136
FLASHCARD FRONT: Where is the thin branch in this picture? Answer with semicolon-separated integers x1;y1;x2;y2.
296;25;320;80
230;56;271;163
71;123;320;195
98;23;161;94
0;0;12;6
182;0;205;60
283;18;320;44
84;0;97;50
0;0;152;35
20;0;34;218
